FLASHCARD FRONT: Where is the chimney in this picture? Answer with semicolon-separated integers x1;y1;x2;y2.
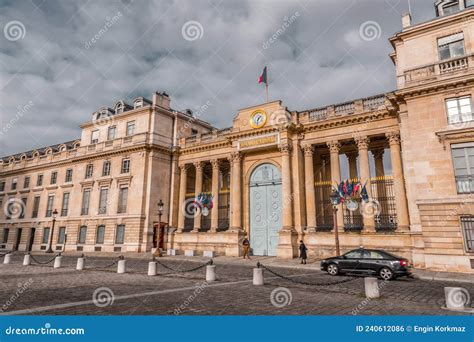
153;91;170;109
402;12;411;29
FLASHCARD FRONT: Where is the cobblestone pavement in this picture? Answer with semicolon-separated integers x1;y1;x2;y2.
0;253;473;316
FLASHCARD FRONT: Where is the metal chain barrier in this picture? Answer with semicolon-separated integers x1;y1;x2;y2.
258;262;359;287
83;256;121;271
155;259;213;273
30;254;58;265
0;252;11;258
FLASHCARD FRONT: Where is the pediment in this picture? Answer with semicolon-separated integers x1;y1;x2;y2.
232;100;292;132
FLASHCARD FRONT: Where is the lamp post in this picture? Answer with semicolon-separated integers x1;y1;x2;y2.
329;190;340;256
46;209;58;253
155;200;164;256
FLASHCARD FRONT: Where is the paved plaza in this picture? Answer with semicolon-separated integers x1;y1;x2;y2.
0;253;472;316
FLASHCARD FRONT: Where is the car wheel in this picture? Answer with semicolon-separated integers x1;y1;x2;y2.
379;267;394;280
327;263;339;276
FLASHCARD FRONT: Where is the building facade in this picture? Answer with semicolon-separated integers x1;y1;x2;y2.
1;1;474;272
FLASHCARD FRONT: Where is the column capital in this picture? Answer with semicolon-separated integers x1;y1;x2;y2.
210;159;220;170
327;140;341;153
230;152;242;164
372;148;385;159
355;136;370;150
193;161;203;170
179;164;188;173
386;131;400;145
302;144;314;157
279;143;292;155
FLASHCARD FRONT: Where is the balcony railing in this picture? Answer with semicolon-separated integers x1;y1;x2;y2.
456;175;474;194
81;207;89;215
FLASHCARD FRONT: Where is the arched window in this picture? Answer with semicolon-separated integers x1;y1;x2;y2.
115;101;124;114
133;98;143;109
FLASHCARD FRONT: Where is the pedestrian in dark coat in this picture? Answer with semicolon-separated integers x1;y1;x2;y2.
299;240;308;264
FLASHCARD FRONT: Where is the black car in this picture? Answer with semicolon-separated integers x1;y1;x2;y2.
320;248;411;280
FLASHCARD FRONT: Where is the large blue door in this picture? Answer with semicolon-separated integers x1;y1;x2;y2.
249;164;282;256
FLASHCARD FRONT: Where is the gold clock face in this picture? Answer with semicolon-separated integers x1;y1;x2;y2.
249;109;267;129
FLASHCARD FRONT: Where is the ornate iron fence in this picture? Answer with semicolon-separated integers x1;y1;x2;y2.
315;181;333;231
370;176;397;232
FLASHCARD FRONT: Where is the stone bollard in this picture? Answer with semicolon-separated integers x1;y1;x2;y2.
3;253;11;264
117;256;126;274
23;254;31;266
148;261;157;276
53;255;62;269
445;287;469;310
76;255;84;271
206;265;216;282
364;277;380;298
253;267;264;286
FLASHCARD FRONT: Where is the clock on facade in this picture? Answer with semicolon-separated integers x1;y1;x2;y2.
249;109;267;129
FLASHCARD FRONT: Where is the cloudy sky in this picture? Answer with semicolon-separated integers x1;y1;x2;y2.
0;0;435;157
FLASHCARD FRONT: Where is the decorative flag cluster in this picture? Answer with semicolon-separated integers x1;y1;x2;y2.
332;179;369;204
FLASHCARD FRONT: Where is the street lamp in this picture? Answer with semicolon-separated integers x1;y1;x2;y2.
329;190;341;256
154;200;164;256
46;209;58;253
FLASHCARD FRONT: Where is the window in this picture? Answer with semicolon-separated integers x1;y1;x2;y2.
115;224;125;244
467;0;474;7
443;1;460;15
460;216;474;252
102;161;111;176
121;159;130;173
446;96;472;124
191;128;198;135
32;196;40;218
61;192;70;216
126;121;135;136
134;99;143;109
42;227;50;244
107;126;116;140
23;176;30;189
37;174;43;187
98;187;108;214
81;189;91;215
96;225;105;244
438;33;465;60
91;130;99;144
78;226;87;244
65;169;73;182
2;228;9;243
117;187;128;213
20;198;27;219
452;144;474;193
57;227;66;244
45;195;54;217
0;181;5;192
11;178;17;190
115;102;124;114
361;250;384;259
50;171;57;185
85;164;94;179
343;250;362;259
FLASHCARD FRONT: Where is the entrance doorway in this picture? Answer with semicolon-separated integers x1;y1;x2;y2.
14;228;22;251
27;228;36;251
249;163;282;256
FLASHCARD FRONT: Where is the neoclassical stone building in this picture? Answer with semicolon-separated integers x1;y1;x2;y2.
1;1;474;272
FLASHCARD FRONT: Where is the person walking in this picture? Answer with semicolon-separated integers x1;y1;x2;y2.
299;240;308;264
242;237;251;260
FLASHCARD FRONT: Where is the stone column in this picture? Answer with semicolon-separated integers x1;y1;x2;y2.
177;164;187;232
346;152;358;180
210;159;220;232
280;143;294;231
327;141;344;230
372;148;386;214
386;131;409;231
355;136;375;232
303;144;317;232
193;161;203;232
230;152;242;231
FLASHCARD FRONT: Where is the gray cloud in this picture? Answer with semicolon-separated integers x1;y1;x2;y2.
0;0;435;156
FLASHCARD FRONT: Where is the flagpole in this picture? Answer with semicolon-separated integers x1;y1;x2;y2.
265;68;269;103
